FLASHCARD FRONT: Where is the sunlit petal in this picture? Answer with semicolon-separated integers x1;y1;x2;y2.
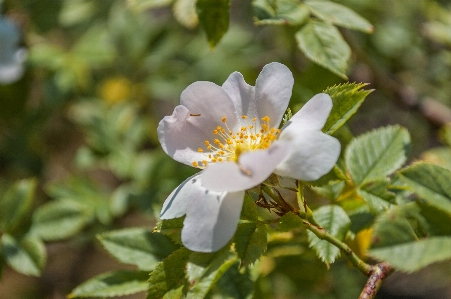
201;141;291;192
275;131;340;181
255;62;294;128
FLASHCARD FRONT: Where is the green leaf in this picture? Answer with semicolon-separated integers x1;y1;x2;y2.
69;270;148;298
71;25;115;66
186;249;237;298
311;181;346;201
173;0;198;28
187;248;231;283
345;125;411;186
295;20;351;79
399;163;451;215
278;211;303;232
308;165;347;187
126;0;173;11
216;263;254;299
154;217;185;245
240;193;258;221
98;228;179;271
196;0;230;48
1;234;46;277
304;0;373;33
358;180;396;214
371;203;423;248
31;200;93;241
323;83;373;135
418;201;451;236
252;0;310;25
369;237;451;273
0;179;37;233
308;205;350;264
235;223;267;267
147;247;191;299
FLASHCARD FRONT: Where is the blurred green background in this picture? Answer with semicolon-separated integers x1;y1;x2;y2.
1;0;451;298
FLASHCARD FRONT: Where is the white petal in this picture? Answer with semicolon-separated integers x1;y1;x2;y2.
0;62;24;84
282;93;332;132
201;141;291;192
158;105;211;166
182;189;244;252
181;81;240;133
222;72;258;121
160;174;200;219
275;131;340;181
255;62;294;128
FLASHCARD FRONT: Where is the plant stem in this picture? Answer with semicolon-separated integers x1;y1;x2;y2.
358;262;393;299
262;180;393;297
304;221;372;276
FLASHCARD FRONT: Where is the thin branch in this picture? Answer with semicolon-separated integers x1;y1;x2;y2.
358;262;394;299
304;221;373;276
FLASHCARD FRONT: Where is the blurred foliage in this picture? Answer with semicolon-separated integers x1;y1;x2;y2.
1;0;451;299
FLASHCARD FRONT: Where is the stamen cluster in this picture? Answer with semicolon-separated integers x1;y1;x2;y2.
192;115;280;168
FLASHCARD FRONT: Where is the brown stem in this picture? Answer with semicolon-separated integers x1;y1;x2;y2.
358;262;394;299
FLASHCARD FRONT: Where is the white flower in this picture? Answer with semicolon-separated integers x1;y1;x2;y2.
158;62;340;252
0;16;27;84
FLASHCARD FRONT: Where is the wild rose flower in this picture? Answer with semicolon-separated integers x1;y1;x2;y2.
158;62;340;252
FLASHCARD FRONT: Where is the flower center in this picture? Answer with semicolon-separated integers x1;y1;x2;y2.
191;115;280;168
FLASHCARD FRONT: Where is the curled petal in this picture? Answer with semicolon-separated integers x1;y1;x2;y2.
282;93;332;132
222;72;258;125
182;186;244;253
201;141;291;192
158;105;211;166
275;131;340;181
256;62;294;128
